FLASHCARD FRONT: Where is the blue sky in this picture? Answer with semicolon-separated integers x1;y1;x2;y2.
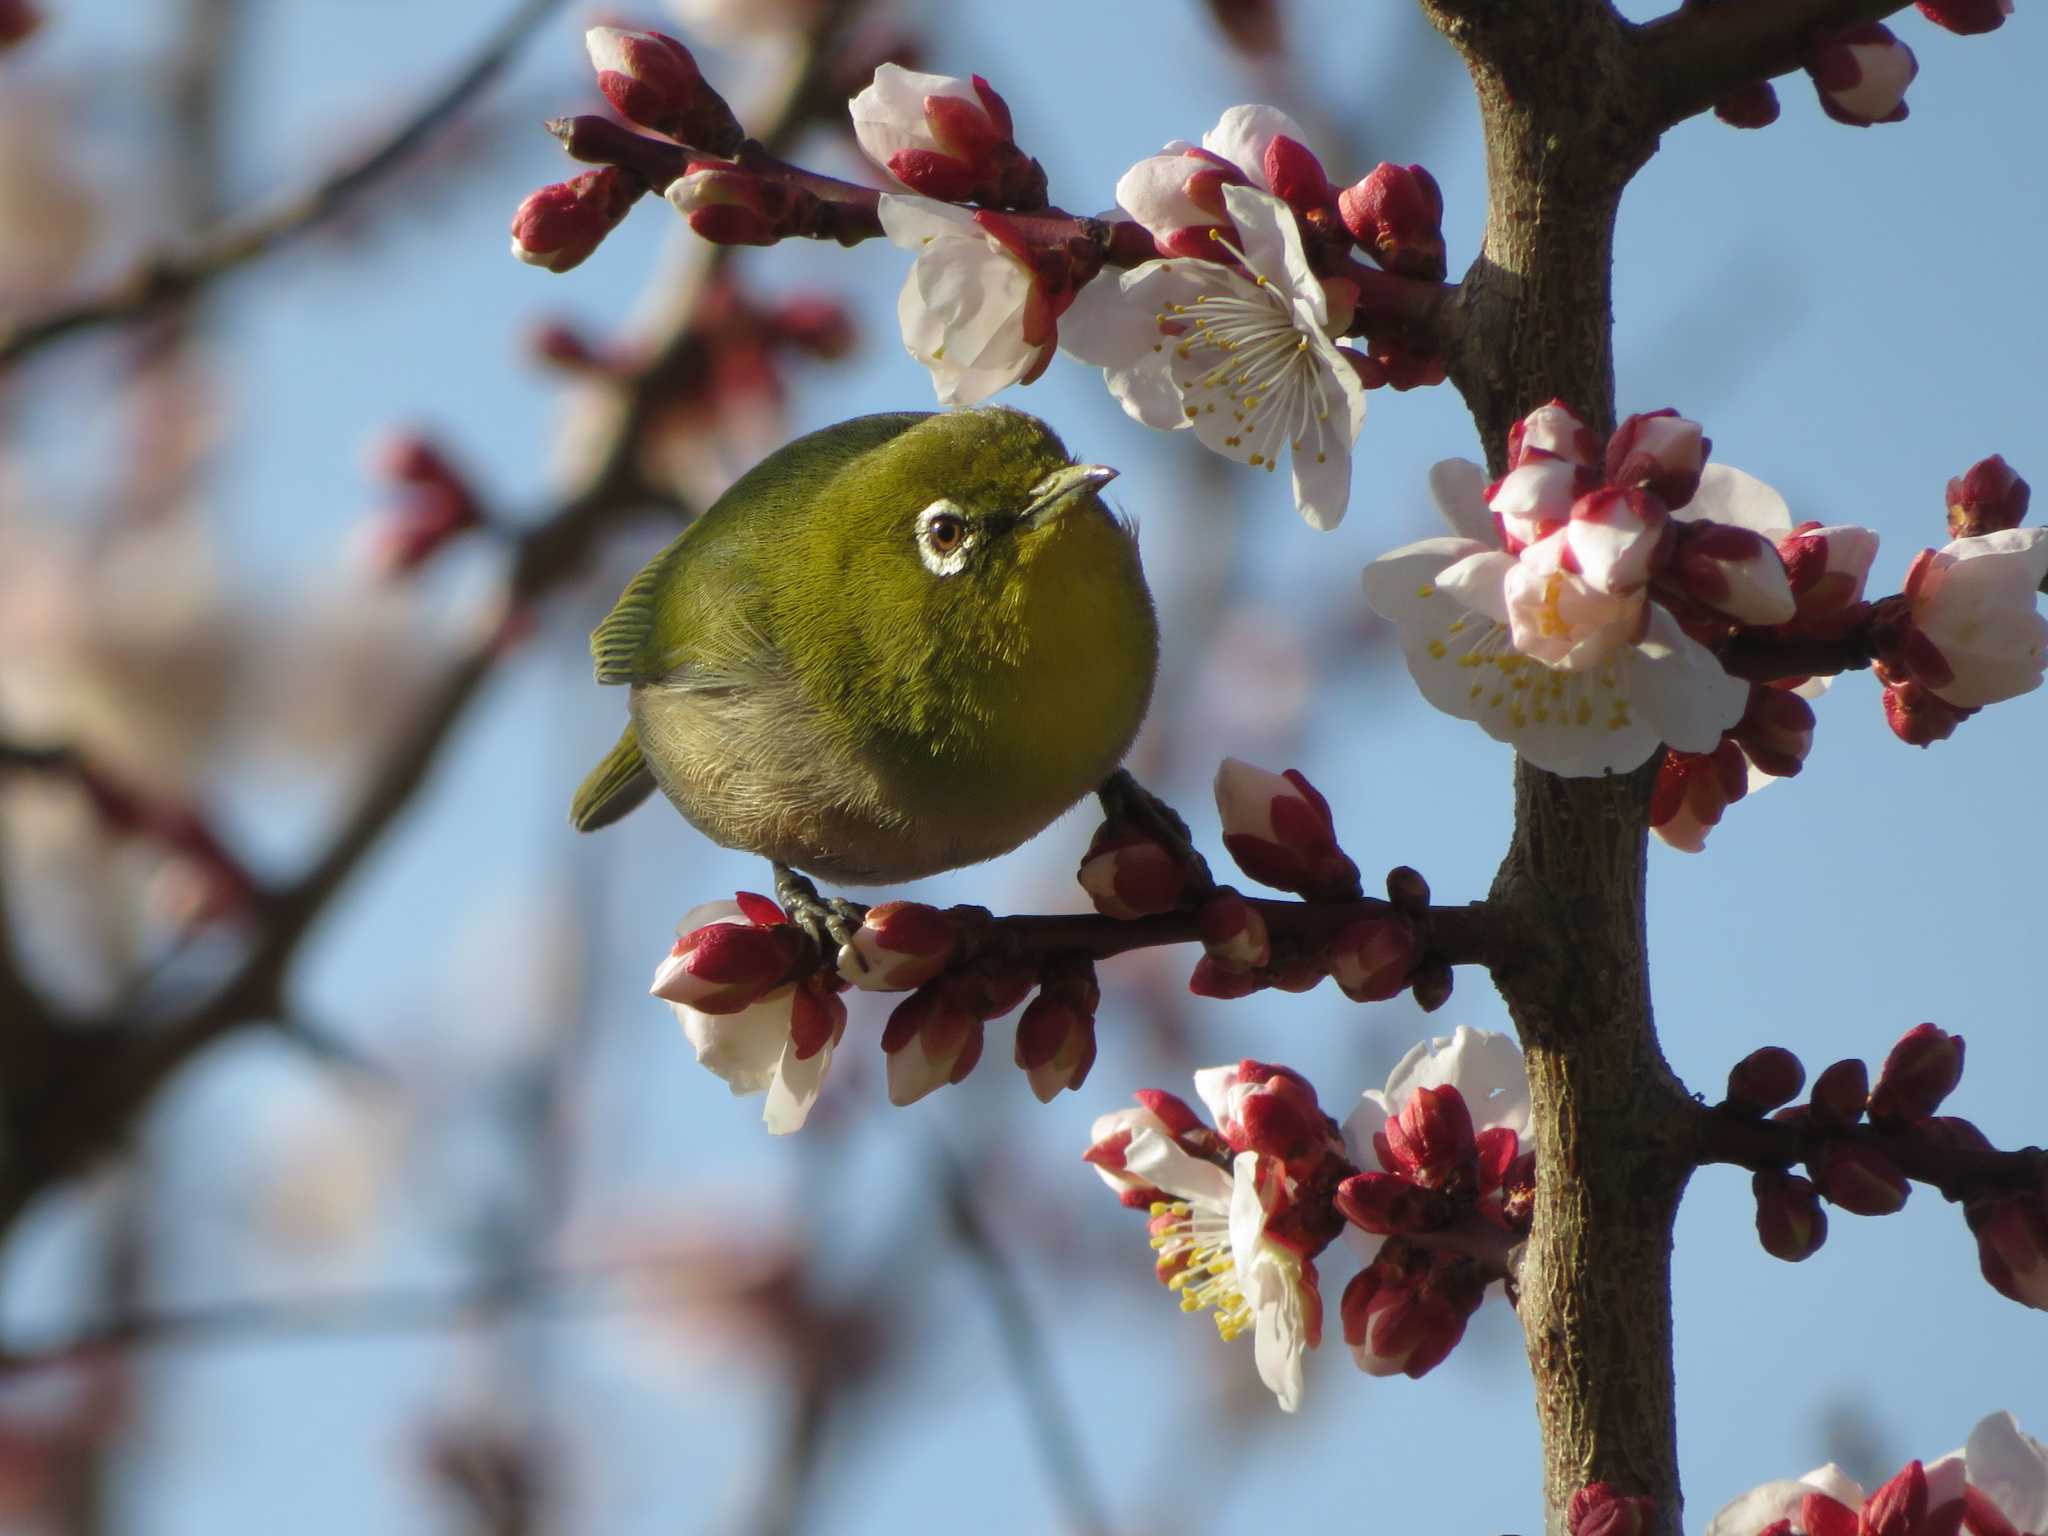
3;1;2045;1532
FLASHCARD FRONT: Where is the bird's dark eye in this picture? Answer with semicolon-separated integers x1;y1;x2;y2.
926;514;966;553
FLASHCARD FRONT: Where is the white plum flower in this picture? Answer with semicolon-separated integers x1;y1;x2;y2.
1364;458;1748;775
1899;527;2048;708
1965;1411;2048;1536
655;900;844;1135
878;194;1054;408
1085;1101;1322;1412
1062;183;1365;529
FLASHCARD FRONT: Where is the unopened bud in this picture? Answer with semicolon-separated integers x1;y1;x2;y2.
1810;1141;1910;1216
837;900;958;991
849;64;1047;209
1947;455;2031;540
1668;521;1797;625
1967;1193;2048;1309
1810;1057;1870;1126
651;910;804;1013
1754;1170;1829;1261
509;168;643;272
881;980;985;1106
1383;865;1430;915
1014;986;1098;1102
1079;822;1190;920
1569;1484;1657;1536
1715;82;1781;128
1341;1240;1485;1379
1263;135;1335;218
1881;675;1974;746
1606;409;1708;510
1188;954;1267;999
1197;889;1270;971
585;27;743;154
1488;458;1586;552
1648;740;1748;854
1806;23;1917;127
1731;684;1816;781
1868;1023;1965;1125
1409;960;1454;1013
1566;485;1669;595
1779;521;1880;624
1322;917;1418;1004
1507;399;1602;470
1336;162;1446;282
1725;1046;1806;1115
666;160;782;246
1381;1084;1477;1190
1214;759;1359;900
1917;0;2013;32
1334;1170;1451;1236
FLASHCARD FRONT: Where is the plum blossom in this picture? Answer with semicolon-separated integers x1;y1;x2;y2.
1083;1086;1324;1411
1895;529;2048;708
1111;104;1310;254
654;899;845;1134
1063;183;1366;528
1364;457;1748;775
878;195;1063;407
1964;1412;2048;1536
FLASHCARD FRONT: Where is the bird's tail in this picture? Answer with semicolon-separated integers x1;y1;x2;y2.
570;725;657;832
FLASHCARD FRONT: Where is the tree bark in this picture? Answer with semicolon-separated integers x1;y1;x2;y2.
1416;4;1699;1532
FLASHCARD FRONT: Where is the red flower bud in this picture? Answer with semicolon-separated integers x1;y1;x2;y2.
1197;888;1271;971
1335;1170;1451;1236
1214;759;1360;900
1754;1170;1829;1261
1337;162;1446;282
1725;1046;1806;1115
1967;1192;2048;1309
1810;1057;1870;1127
1881;676;1974;746
585;27;743;154
1810;1141;1910;1216
838;900;960;991
650;913;805;1013
1013;989;1098;1102
1569;1484;1657;1536
1806;23;1917;127
1868;1023;1965;1125
1383;865;1430;914
1730;684;1816;781
1382;1084;1477;1190
1715;81;1782;128
1408;959;1454;1014
1322;917;1418;1003
1078;822;1190;920
509;168;643;272
1605;409;1708;510
1947;454;2031;540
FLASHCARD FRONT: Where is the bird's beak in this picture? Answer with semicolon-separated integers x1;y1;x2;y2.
1020;463;1118;527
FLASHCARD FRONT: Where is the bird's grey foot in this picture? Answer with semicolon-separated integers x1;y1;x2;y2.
1097;769;1216;898
771;862;869;964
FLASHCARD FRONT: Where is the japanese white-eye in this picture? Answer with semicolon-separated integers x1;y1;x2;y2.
570;407;1159;883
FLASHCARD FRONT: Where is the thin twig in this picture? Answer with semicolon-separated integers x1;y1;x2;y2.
0;0;570;370
936;1143;1113;1536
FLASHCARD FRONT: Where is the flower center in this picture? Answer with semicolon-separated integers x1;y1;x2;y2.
1149;1199;1254;1342
1417;591;1634;735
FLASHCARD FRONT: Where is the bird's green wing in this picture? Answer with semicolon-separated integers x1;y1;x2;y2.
590;542;683;686
570;723;656;831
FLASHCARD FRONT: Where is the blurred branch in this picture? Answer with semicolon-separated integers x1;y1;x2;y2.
938;1145;1112;1536
0;0;568;371
0;1;869;1239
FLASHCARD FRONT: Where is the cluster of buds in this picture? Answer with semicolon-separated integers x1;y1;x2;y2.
1335;1027;1534;1378
1708;1412;2048;1536
360;434;481;576
1716;1028;2048;1307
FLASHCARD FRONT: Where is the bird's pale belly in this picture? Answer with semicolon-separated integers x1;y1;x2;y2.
629;672;1117;885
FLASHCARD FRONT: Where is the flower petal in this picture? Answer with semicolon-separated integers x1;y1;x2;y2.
1682;463;1793;536
1430;458;1495;544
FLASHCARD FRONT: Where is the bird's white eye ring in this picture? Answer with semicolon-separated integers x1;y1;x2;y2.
916;499;973;576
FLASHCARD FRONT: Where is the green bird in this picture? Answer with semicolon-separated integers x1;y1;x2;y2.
569;407;1159;900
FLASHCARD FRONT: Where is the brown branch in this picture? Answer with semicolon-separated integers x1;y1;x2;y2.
1633;0;1919;130
0;1;875;1239
0;0;569;371
1694;1104;2047;1202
